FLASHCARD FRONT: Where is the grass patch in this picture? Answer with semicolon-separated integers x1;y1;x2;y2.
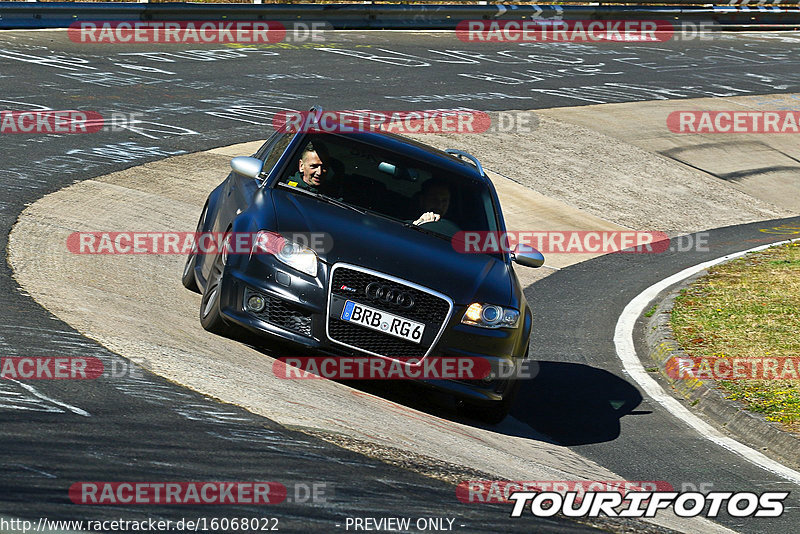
644;304;658;318
670;242;800;434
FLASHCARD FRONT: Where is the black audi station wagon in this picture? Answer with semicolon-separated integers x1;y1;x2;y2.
182;110;544;423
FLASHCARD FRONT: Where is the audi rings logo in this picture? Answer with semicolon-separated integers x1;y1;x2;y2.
365;282;414;309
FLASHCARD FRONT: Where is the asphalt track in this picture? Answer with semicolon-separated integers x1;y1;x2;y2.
1;30;800;533
521;217;800;533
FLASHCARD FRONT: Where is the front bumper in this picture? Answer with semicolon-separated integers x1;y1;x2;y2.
217;256;530;403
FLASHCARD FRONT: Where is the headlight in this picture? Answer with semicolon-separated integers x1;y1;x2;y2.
251;230;318;277
462;302;520;329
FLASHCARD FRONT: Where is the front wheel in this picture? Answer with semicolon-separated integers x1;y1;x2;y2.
199;252;232;336
181;250;200;293
182;204;207;293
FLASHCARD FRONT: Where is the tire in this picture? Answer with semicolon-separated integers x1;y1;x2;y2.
181;250;200;293
199;251;232;336
181;205;207;293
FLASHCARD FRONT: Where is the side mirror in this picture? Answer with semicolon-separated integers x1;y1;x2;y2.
511;243;545;268
230;156;264;180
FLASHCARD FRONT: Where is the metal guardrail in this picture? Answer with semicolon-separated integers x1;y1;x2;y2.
290;0;800;3
564;0;800;3
0;2;799;30
56;0;800;3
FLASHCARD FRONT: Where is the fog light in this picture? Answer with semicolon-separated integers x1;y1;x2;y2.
246;294;266;313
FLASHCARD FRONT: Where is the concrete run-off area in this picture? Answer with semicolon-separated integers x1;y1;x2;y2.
10;98;798;534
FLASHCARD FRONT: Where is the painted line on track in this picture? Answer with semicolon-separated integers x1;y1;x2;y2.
9;379;91;417
614;237;800;486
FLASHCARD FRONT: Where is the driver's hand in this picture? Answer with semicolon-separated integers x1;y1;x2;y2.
413;212;441;226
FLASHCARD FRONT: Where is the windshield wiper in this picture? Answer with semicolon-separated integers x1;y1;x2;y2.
277;182;365;214
402;221;450;242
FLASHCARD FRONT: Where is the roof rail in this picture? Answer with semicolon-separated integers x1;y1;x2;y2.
445;149;484;176
309;105;323;123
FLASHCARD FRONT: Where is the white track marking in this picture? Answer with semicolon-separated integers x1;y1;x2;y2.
0;380;63;413
614;238;800;486
8;379;90;417
13;464;58;478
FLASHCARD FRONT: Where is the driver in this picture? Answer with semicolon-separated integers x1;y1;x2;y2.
287;142;329;194
412;179;451;226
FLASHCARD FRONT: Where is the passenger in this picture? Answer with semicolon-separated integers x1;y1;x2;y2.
412;179;451;226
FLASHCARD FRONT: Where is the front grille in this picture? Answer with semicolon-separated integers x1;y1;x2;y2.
330;268;449;324
327;265;452;359
328;320;428;359
244;289;312;337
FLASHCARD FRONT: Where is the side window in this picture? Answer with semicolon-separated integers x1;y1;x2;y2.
254;131;281;159
261;133;293;179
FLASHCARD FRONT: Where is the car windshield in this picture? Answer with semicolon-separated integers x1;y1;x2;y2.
275;134;499;242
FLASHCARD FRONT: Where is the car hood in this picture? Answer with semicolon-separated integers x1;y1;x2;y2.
273;190;512;306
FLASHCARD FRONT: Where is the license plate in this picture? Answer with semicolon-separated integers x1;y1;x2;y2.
341;300;424;344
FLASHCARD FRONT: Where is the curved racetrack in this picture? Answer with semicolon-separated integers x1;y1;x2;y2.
2;29;800;533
